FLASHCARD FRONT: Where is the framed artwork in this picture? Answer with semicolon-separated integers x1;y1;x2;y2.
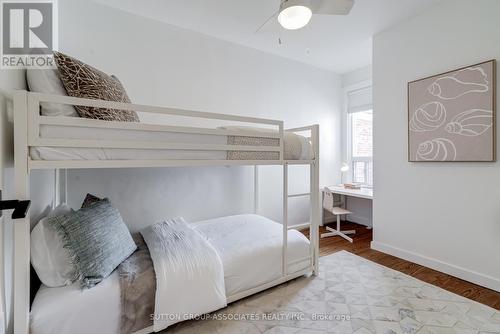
408;60;496;162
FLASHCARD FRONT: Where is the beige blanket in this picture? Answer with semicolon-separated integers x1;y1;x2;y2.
221;126;311;160
227;135;280;160
118;234;156;334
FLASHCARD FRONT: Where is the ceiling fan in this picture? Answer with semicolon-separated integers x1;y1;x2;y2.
257;0;355;32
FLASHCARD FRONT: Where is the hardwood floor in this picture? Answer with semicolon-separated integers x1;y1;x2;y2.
302;221;500;311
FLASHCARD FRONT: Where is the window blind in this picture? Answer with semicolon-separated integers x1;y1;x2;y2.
347;86;372;113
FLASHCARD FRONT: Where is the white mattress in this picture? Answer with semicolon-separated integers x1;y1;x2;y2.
192;214;311;296
30;214;311;334
29;125;312;161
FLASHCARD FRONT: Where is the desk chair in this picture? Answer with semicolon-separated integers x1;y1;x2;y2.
321;187;356;243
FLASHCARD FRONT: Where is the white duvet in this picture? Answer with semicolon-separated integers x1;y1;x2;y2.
140;218;226;332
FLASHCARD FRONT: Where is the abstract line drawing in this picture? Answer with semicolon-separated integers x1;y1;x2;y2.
409;101;446;132
409;60;495;162
427;67;489;100
445;109;493;137
416;138;457;161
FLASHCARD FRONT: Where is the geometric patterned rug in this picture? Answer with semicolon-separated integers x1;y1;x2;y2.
163;251;500;334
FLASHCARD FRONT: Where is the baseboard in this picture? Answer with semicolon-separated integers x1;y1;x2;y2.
323;216;371;228
346;214;371;227
289;222;311;231
371;241;500;292
290;218;366;231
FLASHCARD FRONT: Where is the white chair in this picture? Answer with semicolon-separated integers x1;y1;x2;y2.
321;187;356;243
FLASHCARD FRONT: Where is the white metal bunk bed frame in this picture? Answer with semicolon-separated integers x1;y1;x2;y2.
12;90;320;334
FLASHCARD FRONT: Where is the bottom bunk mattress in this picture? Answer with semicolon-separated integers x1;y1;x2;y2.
30;214;311;334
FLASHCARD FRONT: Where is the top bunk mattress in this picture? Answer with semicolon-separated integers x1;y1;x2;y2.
29;124;313;161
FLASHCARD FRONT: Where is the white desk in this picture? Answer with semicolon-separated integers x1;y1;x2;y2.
322;185;373;229
325;185;373;200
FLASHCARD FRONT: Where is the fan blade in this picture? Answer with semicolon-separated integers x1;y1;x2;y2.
310;0;354;15
255;9;280;33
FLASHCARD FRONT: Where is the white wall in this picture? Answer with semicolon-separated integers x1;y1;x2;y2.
372;0;500;291
58;0;342;229
339;66;373;227
342;65;372;89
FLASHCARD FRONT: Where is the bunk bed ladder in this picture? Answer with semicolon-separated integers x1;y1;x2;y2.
282;124;320;278
284;168;318;277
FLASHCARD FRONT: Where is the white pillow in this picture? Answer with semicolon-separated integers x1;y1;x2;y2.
31;204;76;287
26;68;79;117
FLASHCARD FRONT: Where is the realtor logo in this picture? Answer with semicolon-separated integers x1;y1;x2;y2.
1;0;57;69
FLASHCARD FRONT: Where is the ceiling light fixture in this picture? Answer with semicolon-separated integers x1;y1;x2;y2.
278;0;313;30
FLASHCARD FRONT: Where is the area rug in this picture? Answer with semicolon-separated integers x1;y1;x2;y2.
162;250;500;334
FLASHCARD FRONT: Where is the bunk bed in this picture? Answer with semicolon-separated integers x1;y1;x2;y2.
12;90;320;334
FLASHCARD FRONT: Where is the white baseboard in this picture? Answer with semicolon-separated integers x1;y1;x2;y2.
371;241;500;293
346;214;371;227
289;222;311;231
323;215;371;228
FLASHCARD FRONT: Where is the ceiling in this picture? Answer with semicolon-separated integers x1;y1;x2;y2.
93;0;442;74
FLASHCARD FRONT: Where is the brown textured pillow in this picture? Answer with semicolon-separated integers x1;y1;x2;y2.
54;51;139;122
81;193;103;209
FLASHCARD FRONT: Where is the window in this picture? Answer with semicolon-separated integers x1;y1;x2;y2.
345;85;373;187
351;109;373;185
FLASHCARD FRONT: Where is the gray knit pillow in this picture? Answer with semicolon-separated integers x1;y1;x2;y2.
48;199;136;288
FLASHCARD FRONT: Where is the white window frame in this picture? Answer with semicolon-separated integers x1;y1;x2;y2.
343;80;373;187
